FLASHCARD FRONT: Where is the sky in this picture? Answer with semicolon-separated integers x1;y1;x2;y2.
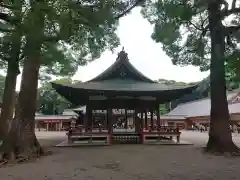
15;7;209;90
72;8;209;83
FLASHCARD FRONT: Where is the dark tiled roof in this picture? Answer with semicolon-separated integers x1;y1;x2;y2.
88;50;155;83
52;50;197;92
51;50;198;105
62;79;195;92
168;91;240;117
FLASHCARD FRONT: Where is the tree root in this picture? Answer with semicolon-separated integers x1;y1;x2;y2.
204;140;240;156
0;146;52;167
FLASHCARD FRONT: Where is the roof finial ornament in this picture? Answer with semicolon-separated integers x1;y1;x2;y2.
117;46;128;61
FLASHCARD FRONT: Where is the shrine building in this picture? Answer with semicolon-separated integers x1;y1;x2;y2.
52;50;197;145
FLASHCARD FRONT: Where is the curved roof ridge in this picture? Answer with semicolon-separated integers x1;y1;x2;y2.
87;50;155;83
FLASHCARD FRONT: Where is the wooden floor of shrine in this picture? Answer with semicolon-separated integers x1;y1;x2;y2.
56;128;193;147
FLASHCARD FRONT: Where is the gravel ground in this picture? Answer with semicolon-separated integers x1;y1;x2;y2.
1;131;240;180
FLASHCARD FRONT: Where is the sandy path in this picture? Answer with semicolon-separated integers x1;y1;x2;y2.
0;131;240;180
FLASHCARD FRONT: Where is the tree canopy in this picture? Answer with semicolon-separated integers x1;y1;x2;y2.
37;78;77;115
142;0;240;76
142;0;240;153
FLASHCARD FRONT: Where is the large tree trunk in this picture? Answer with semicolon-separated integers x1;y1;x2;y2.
0;34;21;160
1;51;43;160
206;1;239;154
0;62;20;160
0;62;19;138
13;42;43;156
0;2;45;162
5;3;46;159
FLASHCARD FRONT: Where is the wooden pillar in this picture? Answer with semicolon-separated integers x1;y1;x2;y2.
104;110;108;129
150;109;154;129
156;104;160;130
84;114;87;132
124;108;128;129
135;109;140;133
46;122;49;131
85;104;93;132
89;108;93;131
107;108;112;133
144;110;148;129
132;110;135;128
59;122;61;131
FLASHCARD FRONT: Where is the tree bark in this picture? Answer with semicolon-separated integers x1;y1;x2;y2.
0;33;21;160
12;45;43;157
1;4;45;160
0;59;20;138
0;62;19;158
206;1;239;154
1;50;43;160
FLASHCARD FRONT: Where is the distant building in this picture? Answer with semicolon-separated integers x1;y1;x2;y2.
35;114;77;131
165;89;240;129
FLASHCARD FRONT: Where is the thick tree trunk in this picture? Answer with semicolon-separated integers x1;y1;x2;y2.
0;63;19;160
3;4;46;160
1;53;43;160
0;62;19;139
13;47;43;157
0;34;21;160
0;3;46;162
206;1;239;154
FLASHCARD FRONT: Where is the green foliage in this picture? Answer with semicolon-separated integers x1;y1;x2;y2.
38;78;76;115
159;103;170;115
39;0;144;75
171;75;240;109
157;78;190;86
157;78;195;114
142;0;240;75
0;0;143;79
